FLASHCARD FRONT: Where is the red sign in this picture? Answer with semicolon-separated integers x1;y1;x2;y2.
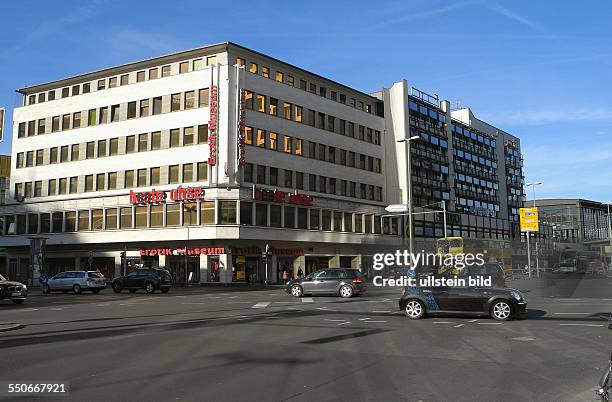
237;88;246;166
252;185;314;206
130;186;205;205
208;85;218;166
139;247;226;256
230;246;304;256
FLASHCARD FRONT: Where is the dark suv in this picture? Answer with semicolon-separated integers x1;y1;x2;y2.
286;268;365;298
112;268;172;294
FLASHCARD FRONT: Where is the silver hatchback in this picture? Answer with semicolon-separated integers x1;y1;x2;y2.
43;271;107;294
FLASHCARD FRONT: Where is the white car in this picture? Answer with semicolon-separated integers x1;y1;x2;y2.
42;271;107;294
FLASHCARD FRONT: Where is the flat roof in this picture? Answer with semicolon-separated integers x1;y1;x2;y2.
17;41;380;102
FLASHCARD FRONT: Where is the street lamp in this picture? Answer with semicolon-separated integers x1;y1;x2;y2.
397;135;421;256
606;203;612;272
525;181;542;278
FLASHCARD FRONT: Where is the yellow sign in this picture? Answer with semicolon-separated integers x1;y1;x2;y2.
519;207;539;232
236;271;245;280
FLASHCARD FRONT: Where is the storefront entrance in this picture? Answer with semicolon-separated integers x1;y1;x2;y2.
232;256;261;283
166;255;200;285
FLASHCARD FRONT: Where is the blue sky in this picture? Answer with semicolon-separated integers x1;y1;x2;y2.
0;0;610;201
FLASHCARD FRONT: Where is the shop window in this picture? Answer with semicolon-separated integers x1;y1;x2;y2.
270;205;282;227
218;201;237;224
106;209;117;230
200;201;215;224
166;204;181;226
255;203;267;226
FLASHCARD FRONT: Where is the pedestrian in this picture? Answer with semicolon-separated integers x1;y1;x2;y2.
297;267;303;278
282;269;289;284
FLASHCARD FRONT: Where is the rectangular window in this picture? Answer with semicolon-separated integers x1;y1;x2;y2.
120;74;129;85
179;61;189;74
162;65;171;77
185;91;195;109
243;163;253;182
318;144;326;161
65;212;76;232
135;206;147;227
355;214;363;233
109;138;119;156
183;203;197;226
120;207;132;229
149;68;159;79
287;75;294;86
198;125;208;143
255;203;267;226
235;57;245;67
153;97;162;115
284;170;293;187
69;177;78;194
249;62;258;74
137;71;145;82
48;148;57;164
261;66;270;78
110;104;120;122
86;142;95;159
108;172;117;190
269;167;278;186
197;162;208;181
150;205;163;227
275;71;284;82
92;209;104;230
256;94;265;112
269;132;277;150
27;121;35;136
183;164;193;182
52;116;59;132
138;133;148;152
16;152;24;168
124;170;134;188
257;165;266;184
150;167;160;185
109;77;117;88
62;114;70;130
283;136;292;153
49;90;57;100
106;209;118;230
127;101;136;119
299;80;307;90
200;201;215;224
240;201;252;225
364;215;372;233
35;150;43;166
59;178;67;194
183;127;194;145
140;99;150;117
151;131;161;150
193;59;204;71
218;201;237;224
137;168;146;187
309;83;316;94
97;139;107;157
171;93;181;112
88;109;96;126
170;129;180;148
85;175;94;192
126;135;136;153
283;102;292;120
97;79;105;90
256;129;266;147
199;88;209;107
34;181;42;197
294;105;302;123
169;165;179;184
309;209;320;230
18;122;25;138
270;205;281;227
26;151;33;167
96;173;105;191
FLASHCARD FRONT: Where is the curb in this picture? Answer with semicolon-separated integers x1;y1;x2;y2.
0;322;25;333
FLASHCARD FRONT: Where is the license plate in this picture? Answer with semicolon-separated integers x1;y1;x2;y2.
11;292;22;297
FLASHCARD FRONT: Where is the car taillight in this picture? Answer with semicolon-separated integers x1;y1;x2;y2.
352;277;362;283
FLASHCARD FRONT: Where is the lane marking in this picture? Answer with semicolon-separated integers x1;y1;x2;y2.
301;298;314;303
468;319;478;323
477;322;502;325
359;318;371;321
559;323;604;327
22;308;39;311
95;303;110;307
325;319;347;322
287;307;303;311
49;307;64;311
367;320;387;323
252;302;270;309
553;312;590;315
432;321;455;324
453;324;465;328
337;322;351;326
512;336;536;341
372;310;391;313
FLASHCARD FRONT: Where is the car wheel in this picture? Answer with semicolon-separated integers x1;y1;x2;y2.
42;284;51;294
404;299;426;320
490;299;513;321
339;285;353;298
290;285;303;297
144;282;155;294
129;289;136;294
161;288;170;294
73;284;82;294
112;283;122;293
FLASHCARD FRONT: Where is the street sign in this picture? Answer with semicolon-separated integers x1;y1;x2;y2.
520;207;539;232
385;204;408;213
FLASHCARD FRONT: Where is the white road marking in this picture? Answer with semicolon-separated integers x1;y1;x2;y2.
252;302;270;309
325;319;347;322
301;298;314;303
175;296;187;298
95;303;110;307
287;307;303;311
359;318;371;321
468;319;478;323
432;321;455;324
367;320;387;323
559;323;604;327
453;324;465;328
229;296;240;299
553;312;590;315
372;310;391;313
477;322;502;325
227;301;251;304
49;307;64;311
337;322;351;326
512;336;536;341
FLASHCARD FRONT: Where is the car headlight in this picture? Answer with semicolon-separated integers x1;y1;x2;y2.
22;285;27;291
510;290;522;300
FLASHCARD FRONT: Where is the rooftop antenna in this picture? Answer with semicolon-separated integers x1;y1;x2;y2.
453;98;462;110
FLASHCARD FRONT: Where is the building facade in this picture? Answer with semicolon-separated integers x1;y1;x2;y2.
0;42;524;285
0;155;10;204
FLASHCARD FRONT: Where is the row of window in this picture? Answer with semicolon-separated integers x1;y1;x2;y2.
14;162;208;199
244;126;382;174
453;149;498;169
236;57;375;115
25;56;219;106
244;91;381;145
17;88;209;138
243;163;383;202
16;125;208;168
1;201;400;236
451;123;497;148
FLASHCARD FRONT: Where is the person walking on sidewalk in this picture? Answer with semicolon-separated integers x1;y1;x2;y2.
282;269;289;284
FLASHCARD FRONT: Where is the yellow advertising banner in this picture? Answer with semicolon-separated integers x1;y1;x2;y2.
519;207;539;232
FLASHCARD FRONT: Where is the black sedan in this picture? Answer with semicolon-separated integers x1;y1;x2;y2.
398;280;527;321
0;274;27;304
286;268;366;298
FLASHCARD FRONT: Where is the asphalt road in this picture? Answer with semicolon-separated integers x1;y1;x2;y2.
1;277;611;402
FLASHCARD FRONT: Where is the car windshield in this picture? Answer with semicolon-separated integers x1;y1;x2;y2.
0;274;6;281
88;272;104;278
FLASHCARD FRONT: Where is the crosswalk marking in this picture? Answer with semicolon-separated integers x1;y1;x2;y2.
252;302;270;309
301;298;314;303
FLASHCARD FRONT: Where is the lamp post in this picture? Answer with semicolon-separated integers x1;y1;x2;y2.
526;181;542;278
607;203;612;272
397;135;420;257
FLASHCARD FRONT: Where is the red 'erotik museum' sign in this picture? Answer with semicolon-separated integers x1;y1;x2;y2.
130;186;205;205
